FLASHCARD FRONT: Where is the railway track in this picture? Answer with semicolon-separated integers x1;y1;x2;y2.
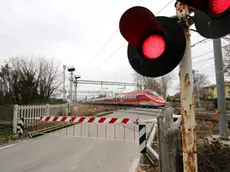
82;103;165;110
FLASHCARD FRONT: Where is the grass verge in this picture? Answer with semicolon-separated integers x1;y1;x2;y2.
0;121;17;145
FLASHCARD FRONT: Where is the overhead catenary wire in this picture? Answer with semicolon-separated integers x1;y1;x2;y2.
83;29;118;68
191;38;209;48
81;0;144;73
83;0;175;78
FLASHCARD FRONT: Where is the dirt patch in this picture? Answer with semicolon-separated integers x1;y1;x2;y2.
138;164;159;172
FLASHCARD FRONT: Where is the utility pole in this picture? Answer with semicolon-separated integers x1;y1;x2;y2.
74;83;77;105
197;80;201;109
67;66;75;102
74;75;81;106
213;38;228;138
63;65;66;101
192;70;197;108
69;71;74;102
176;2;197;171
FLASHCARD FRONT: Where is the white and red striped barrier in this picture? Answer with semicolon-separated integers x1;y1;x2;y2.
39;116;138;124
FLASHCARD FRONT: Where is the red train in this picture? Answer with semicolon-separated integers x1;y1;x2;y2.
85;89;166;108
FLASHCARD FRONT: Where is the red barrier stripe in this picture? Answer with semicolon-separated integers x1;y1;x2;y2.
78;117;86;122
109;118;118;124
53;116;59;122
45;116;51;121
70;116;76;122
98;117;106;123
121;118;129;124
61;116;67;122
88;117;95;123
40;116;43;120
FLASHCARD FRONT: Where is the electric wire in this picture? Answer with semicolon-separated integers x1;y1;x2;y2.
82;0;174;78
82;0;144;72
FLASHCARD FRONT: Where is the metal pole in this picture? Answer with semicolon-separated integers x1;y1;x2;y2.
74;83;77;105
63;65;66;101
213;38;228;138
176;2;198;172
76;81;78;106
70;71;73;102
197;81;201;109
192;70;197;108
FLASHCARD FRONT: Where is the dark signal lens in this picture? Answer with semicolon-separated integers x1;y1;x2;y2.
142;35;166;59
209;0;230;14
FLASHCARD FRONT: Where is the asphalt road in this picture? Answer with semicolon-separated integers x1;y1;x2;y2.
0;108;162;172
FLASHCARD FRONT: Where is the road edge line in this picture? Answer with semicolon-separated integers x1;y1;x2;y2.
129;158;140;172
0;143;17;150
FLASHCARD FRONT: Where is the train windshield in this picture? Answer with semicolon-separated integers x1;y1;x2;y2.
147;91;159;96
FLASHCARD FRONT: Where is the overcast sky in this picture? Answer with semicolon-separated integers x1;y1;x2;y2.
0;0;219;99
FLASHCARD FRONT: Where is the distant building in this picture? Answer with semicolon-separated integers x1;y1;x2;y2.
203;81;230;99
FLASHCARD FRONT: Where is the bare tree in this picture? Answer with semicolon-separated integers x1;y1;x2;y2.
132;71;144;90
222;35;230;79
132;70;162;94
0;56;61;105
193;70;210;100
37;57;62;102
159;73;173;99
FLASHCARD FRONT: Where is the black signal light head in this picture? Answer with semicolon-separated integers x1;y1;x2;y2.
119;6;186;77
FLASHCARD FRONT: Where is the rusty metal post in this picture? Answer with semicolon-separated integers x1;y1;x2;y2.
176;2;198;172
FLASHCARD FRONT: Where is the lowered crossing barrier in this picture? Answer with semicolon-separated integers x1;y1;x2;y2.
33;116;140;142
39;116;138;125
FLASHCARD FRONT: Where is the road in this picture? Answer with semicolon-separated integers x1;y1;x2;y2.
0;108;162;172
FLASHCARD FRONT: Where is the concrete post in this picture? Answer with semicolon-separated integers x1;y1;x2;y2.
46;104;50;116
157;108;183;172
13;104;18;134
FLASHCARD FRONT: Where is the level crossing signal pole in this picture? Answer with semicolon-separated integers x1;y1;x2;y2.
118;1;230;171
176;2;197;171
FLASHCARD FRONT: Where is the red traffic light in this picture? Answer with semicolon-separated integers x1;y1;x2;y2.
142;35;166;59
177;0;230;17
209;0;230;15
119;6;165;52
177;0;230;38
119;6;186;77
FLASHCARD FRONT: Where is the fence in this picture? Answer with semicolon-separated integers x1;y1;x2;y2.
13;103;73;134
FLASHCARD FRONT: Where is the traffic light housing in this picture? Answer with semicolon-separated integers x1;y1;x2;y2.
119;6;186;77
177;0;230;38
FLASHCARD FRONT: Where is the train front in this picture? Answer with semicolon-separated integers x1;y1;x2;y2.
145;90;166;107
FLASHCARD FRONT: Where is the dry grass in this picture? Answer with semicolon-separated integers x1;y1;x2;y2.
71;104;119;116
139;111;230;172
195;113;230;172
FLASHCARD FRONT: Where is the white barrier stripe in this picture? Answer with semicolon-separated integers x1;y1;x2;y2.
139;141;146;152
116;118;123;124
56;117;62;122
94;117;100;123
85;117;90;123
49;116;55;121
66;116;72;122
139;127;145;138
104;117;112;124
